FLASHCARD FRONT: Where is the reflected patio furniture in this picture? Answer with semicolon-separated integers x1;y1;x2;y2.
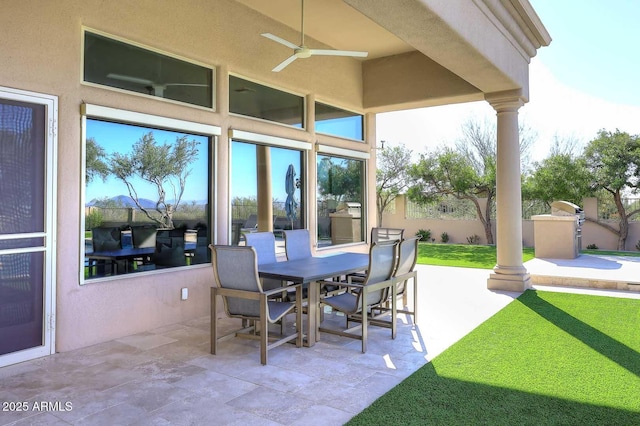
319;241;398;353
131;225;157;269
240;214;258;234
209;245;302;365
89;227;122;276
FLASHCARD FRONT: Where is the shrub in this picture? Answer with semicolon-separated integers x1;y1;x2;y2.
466;234;481;245
416;229;432;241
85;209;103;230
586;243;598;250
441;232;449;243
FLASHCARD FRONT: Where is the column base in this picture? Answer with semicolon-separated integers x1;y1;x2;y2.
487;272;532;292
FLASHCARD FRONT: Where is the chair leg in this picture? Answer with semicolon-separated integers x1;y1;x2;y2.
259;294;268;365
391;285;397;340
210;288;218;355
361;289;368;353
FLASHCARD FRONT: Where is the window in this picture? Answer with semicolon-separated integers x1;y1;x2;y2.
229;75;304;128
83;30;214;109
82;105;218;281
315;102;364;141
317;154;365;247
230;137;306;249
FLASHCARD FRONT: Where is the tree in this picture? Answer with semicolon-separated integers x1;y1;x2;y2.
408;147;496;244
376;143;413;226
85;137;109;183
317;157;362;205
583;129;640;250
523;135;593;206
408;118;535;245
108;132;200;229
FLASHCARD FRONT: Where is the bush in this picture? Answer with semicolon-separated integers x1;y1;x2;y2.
416;229;432;241
466;234;481;245
85;209;103;230
586;243;598;250
441;232;449;243
635;240;640;251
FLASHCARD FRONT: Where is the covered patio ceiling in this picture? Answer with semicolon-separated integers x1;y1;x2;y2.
236;0;550;112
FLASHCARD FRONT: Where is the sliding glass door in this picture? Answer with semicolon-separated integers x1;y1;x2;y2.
0;88;57;367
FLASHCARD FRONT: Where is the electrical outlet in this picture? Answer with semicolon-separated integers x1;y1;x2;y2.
181;288;188;300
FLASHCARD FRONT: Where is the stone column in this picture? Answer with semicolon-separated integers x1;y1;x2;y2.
256;145;273;232
486;91;531;291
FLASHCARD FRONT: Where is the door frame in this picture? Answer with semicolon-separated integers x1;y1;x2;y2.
0;86;57;367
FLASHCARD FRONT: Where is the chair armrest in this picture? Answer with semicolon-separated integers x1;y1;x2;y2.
392;270;417;283
326;281;365;291
364;278;395;292
263;282;302;297
213;287;261;300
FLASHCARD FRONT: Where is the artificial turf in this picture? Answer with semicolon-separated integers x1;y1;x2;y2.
417;243;536;269
347;290;640;425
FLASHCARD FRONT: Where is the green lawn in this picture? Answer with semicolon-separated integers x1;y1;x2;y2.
417;243;536;269
348;290;640;425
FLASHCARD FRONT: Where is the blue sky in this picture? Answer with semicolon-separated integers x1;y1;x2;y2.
377;0;640;161
86;119;210;203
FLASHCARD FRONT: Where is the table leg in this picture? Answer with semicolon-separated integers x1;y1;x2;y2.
305;280;320;347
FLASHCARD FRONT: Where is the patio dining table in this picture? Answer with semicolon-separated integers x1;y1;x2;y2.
257;252;369;346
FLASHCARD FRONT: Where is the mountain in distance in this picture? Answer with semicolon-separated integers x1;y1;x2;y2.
86;195;208;208
86;195;156;209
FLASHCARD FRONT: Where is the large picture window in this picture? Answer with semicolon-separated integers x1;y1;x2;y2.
315;102;364;141
82;106;216;281
316;154;365;247
230;140;305;250
229;75;304;128
83;30;214;109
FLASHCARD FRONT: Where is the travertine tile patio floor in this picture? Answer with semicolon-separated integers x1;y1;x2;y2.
1;259;638;425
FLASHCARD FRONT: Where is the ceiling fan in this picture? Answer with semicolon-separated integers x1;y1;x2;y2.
106;73;207;96
261;0;368;72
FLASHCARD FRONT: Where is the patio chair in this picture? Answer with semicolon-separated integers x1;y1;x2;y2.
348;227;405;283
209;245;302;365
283;229;312;261
244;232;282;291
372;237;420;322
319;241;398;353
371;227;405;244
284;229;339;299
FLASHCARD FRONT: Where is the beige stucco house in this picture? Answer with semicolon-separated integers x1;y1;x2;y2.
0;0;550;367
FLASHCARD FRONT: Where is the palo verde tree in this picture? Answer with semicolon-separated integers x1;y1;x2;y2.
108;131;200;229
408;118;534;245
583;129;640;250
376;143;413;226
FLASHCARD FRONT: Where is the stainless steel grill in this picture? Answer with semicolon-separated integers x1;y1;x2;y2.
551;200;584;254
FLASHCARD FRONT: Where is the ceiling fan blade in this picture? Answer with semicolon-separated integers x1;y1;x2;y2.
272;55;298;72
261;33;300;50
107;73;155;85
309;49;369;58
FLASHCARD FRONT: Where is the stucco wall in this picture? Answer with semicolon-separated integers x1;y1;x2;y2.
1;0;371;351
383;195;640;252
